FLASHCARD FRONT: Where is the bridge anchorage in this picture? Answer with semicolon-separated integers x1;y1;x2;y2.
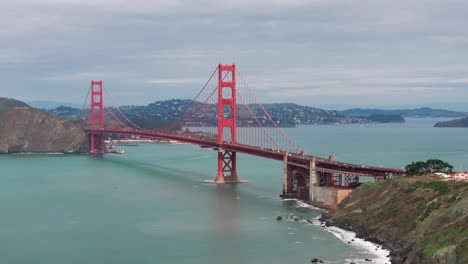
81;63;405;208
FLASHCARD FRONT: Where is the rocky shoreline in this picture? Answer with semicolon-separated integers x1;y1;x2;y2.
319;176;467;264
279;200;392;263
320;214;401;263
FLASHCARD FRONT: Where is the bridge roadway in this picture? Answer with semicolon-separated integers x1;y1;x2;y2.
85;129;405;177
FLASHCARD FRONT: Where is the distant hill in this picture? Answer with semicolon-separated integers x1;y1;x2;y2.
341;107;467;118
365;114;405;123
0;97;88;153
434;117;468;128
0;97;30;111
47;106;81;120
119;99;344;127
48;99;403;127
27;100;82;110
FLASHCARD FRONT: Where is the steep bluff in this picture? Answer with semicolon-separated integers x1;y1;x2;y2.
322;175;467;264
0;98;88;153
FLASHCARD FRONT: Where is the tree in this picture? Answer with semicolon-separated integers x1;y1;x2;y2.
405;159;453;176
405;161;427;176
425;159;453;174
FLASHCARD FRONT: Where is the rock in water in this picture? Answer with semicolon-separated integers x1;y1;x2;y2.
276;216;283;221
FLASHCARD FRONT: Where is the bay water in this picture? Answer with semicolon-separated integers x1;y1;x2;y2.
0;118;466;264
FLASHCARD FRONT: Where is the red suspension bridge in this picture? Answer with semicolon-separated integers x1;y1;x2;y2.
81;64;405;207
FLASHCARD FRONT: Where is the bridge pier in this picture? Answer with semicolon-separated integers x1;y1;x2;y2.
309;156;317;201
89;133;106;154
280;155;354;209
205;150;249;184
281;153;310;200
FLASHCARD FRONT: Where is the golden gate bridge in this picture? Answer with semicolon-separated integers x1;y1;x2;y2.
80;64;405;207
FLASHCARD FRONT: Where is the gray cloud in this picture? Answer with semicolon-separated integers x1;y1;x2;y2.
0;0;467;109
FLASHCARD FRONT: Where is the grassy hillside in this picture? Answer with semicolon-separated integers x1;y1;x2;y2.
0;97;30;112
322;175;467;264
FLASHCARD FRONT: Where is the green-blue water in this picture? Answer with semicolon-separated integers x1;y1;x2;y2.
1;118;466;263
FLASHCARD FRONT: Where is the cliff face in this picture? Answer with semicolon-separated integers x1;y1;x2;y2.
0;100;88;153
322;175;467;264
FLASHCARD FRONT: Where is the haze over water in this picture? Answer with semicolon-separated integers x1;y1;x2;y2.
1;118;466;264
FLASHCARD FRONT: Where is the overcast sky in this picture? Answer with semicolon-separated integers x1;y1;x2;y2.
1;0;467;110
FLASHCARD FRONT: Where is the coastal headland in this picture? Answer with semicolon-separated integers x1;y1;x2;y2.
321;175;467;264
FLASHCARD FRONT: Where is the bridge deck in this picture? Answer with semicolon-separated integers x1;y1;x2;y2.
85;129;405;177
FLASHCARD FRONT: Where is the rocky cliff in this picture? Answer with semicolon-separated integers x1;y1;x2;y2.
322;175;467;264
0;97;88;153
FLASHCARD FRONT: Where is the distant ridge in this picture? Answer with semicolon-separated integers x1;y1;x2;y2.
434;117;468;128
44;99;405;127
27;100;82;110
0;97;31;111
340;107;467;118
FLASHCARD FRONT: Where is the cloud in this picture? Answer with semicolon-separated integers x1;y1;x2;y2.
0;0;467;108
448;78;468;84
144;78;202;85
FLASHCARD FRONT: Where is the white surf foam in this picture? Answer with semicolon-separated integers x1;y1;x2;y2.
286;199;391;263
281;198;326;211
327;226;391;263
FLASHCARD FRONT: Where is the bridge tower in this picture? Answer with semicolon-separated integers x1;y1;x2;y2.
206;64;247;184
89;80;106;154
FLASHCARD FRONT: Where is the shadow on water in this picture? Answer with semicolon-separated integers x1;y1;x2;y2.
97;155;210;183
213;184;240;236
95;156;314;212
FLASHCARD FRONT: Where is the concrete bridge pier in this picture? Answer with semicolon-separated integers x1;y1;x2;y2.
89;133;106;154
281;153;310;200
204;149;249;184
308;156;353;209
281;155;353;209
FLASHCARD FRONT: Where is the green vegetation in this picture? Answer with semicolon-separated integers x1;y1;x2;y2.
130;117;171;130
0;97;30;112
323;175;468;263
363;181;386;189
365;114;405;123
405;159;453;176
402;181;450;195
